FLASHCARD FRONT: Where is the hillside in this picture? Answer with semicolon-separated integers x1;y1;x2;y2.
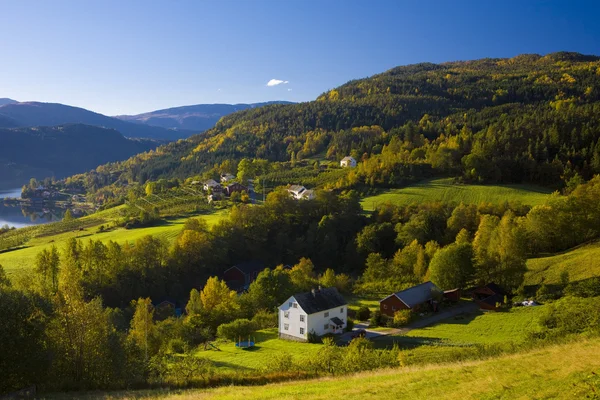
60;52;600;197
360;178;552;211
116;101;294;131
59;338;600;399
526;241;600;285
0;101;191;140
0;124;158;188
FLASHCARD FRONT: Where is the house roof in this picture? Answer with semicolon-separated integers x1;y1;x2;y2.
227;260;265;275
382;281;440;308
204;179;219;186
301;189;315;199
330;317;344;326
341;156;355;161
288;185;306;194
292;287;347;315
483;283;506;295
478;293;504;307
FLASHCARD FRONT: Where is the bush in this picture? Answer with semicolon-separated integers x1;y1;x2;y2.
390;309;413;328
369;310;382;327
565;277;600;298
345;318;355;332
168;338;187;354
357;305;371;321
216;319;256;341
307;330;321;344
537;296;600;337
252;309;278;329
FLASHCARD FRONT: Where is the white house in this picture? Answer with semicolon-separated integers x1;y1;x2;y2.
203;179;220;191
340;156;357;168
287;185;315;200
220;173;236;183
278;287;348;342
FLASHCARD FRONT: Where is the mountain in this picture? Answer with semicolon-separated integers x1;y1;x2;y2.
115;101;295;131
62;52;600;197
0;124;159;189
0;98;18;106
0;102;193;140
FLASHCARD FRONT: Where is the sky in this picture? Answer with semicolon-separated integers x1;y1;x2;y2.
0;0;598;116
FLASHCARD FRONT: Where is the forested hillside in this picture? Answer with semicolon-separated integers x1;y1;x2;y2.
0;124;158;188
62;52;600;198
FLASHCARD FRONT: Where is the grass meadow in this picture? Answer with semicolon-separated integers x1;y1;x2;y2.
49;338;600;399
526;241;600;285
360;178;553;211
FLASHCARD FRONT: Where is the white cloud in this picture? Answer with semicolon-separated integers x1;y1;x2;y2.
287;88;292;91
267;79;289;87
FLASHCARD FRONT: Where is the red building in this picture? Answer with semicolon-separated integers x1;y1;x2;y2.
379;281;441;317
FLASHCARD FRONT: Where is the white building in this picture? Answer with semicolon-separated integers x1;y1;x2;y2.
287;185;315;200
278;287;348;342
220;173;236;183
340;156;357;168
203;179;220;191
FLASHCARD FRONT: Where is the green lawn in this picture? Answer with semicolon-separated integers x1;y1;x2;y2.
195;329;323;372
347;296;380;314
360;178;553;211
526;241;600;285
58;338;600;399
0;210;227;274
403;306;544;345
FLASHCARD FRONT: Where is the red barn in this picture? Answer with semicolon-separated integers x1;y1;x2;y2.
380;281;441;317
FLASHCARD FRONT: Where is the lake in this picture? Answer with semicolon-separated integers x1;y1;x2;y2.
0;188;64;228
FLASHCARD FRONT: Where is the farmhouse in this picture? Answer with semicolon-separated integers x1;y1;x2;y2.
220;173;236;183
225;182;247;196
379;281;441;317
340;156;357;168
223;261;265;291
472;283;506;311
279;287;347;342
287;185;316;200
203;179;220;191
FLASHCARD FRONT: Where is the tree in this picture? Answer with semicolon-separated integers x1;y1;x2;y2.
217;318;257;341
289;258;317;292
129;298;159;363
0;264;10;287
63;208;74;222
187;277;240;330
244;268;293;312
429;242;474;289
35;245;61;293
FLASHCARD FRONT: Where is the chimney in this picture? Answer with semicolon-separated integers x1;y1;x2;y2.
311;289;316;297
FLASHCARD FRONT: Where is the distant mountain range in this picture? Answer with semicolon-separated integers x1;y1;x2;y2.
0;124;158;189
115;101;295;131
0;101;191;140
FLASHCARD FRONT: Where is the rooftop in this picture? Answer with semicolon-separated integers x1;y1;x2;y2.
291;287;347;314
385;281;441;308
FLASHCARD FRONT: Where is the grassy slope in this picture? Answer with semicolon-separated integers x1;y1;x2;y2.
404;306;544;345
526;241;600;285
0;211;227;274
360;178;553;211
195;329;323;372
65;338;600;399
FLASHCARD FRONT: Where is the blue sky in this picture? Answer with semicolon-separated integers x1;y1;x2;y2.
0;0;598;115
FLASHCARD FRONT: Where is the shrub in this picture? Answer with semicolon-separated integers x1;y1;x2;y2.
216;319;256;341
168;338;187;354
391;309;413;327
357;305;371;321
537;296;600;337
345;318;355;332
307;330;321;344
369;310;382;327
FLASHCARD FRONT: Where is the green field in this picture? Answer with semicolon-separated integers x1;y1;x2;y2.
526;241;600;285
404;306;544;345
0;210;227;274
360;178;553;211
58;338;600;399
195;329;323;372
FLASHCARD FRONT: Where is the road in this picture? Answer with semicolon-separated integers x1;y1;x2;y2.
339;302;479;343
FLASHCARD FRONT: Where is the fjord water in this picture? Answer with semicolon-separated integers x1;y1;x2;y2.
0;188;63;228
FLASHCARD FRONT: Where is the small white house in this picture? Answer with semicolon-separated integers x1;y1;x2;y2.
287;185;315;200
220;173;236;183
203;179;220;191
340;156;357;168
278;287;347;342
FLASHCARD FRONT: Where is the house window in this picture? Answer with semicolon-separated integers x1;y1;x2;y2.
383;304;388;309
289;302;292;307
324;312;329;317
300;327;305;335
392;306;396;311
293;303;298;308
340;307;344;313
284;324;289;331
300;315;305;322
284;311;290;318
324;323;329;330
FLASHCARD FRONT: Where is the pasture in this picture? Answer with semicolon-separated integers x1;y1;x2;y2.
195;329;323;372
0;210;227;274
526;241;600;285
360;178;553;211
53;338;600;399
